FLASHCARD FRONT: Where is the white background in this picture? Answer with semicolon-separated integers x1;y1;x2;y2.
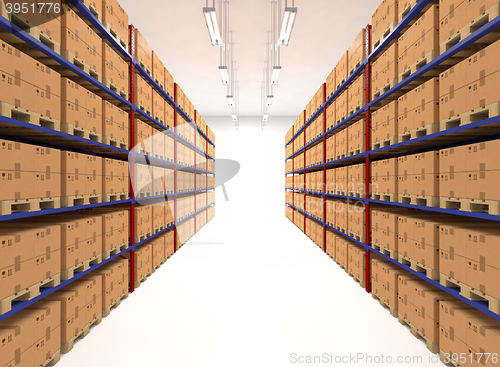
57;117;441;367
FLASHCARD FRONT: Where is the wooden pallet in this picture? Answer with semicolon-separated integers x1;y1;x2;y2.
371;136;398;150
398;254;439;280
60;122;103;143
80;0;102;22
101;136;129;150
398;0;438;23
137;191;154;198
101;78;128;100
102;20;128;49
398;50;441;84
347;270;366;288
54;50;102;84
372;20;398;50
335;259;348;272
0;273;61;315
372;292;398;318
398;313;439;353
61;255;102;280
61;194;102;207
372;78;399;101
440;102;500;133
346;146;365;157
439;274;500;315
61;313;103;354
0;101;61;132
371;242;398;260
0;3;61;55
348;59;363;77
0;196;60;216
135;103;152;120
439;197;500;216
326;251;335;261
347;191;365;199
440;2;500;56
398;122;440;143
102;292;129;318
40;350;61;367
135;271;153;289
371;192;399;203
100;192;130;203
347;231;365;243
102;242;129;260
399;194;439;207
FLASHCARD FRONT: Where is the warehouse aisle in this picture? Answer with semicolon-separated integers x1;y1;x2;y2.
58;120;440;367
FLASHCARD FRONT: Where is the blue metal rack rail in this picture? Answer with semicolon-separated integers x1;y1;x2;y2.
287;188;500;222
285;203;500;323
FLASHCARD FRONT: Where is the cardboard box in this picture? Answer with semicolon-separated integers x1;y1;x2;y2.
347;74;366;112
135;73;153;113
348;28;366;71
335;51;349;85
371;100;398;144
372;43;398;94
372;157;397;194
335;90;348;122
152;51;165;86
398;77;440;134
439;60;467;122
439;145;468;198
371;0;398;49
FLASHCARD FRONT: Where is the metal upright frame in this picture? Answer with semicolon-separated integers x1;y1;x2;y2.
0;0;215;322
285;0;500;322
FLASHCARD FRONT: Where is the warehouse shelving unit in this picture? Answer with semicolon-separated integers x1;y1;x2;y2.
285;0;500;323
0;0;215;322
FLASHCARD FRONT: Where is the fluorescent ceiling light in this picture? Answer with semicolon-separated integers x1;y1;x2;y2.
235;125;239;130
227;95;234;106
262;125;266;130
203;7;222;46
231;114;237;122
267;95;274;107
271;66;281;85
278;7;297;46
263;114;269;122
219;66;229;85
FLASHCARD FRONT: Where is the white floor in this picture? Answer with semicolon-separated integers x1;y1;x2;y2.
58;119;441;367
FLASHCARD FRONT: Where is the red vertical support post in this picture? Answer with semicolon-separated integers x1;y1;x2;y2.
322;83;327;253
364;24;372;293
194;111;197;234
206;125;208;209
173;83;178;253
128;24;136;293
303;110;306;234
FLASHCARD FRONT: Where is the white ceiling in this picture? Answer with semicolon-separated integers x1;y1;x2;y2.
119;0;379;117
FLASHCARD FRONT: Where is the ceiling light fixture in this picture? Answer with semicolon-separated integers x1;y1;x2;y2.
226;95;234;106
278;5;297;46
263;114;269;122
219;66;229;85
267;95;274;106
231;114;237;122
203;6;222;46
271;66;281;85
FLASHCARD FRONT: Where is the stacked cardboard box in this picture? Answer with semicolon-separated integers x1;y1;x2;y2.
102;42;129;95
0;222;61;312
371;0;398;49
93;257;129;315
0;40;61;125
397;151;439;199
103;100;129;145
102;0;129;47
0;141;61;204
347;243;366;285
372;256;406;311
348;28;366;73
372;43;398;98
61;151;103;199
0;300;61;367
61;4;102;76
371;100;398;147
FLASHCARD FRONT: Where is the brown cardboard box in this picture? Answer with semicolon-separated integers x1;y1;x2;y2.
439;60;467;122
134;28;152;72
326;67;336;97
27;301;61;366
335;90;348;122
413;5;439;61
439;0;467;45
135;73;153;113
152;51;165;86
439;145;468;198
371;100;398;144
348;28;366;71
371;0;398;49
102;0;129;44
372;157;397;195
412;151;439;197
102;42;129;95
335;128;348;157
347;74;366;113
372;43;398;94
61;77;88;130
164;67;175;99
335;238;348;267
335;51;349;86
